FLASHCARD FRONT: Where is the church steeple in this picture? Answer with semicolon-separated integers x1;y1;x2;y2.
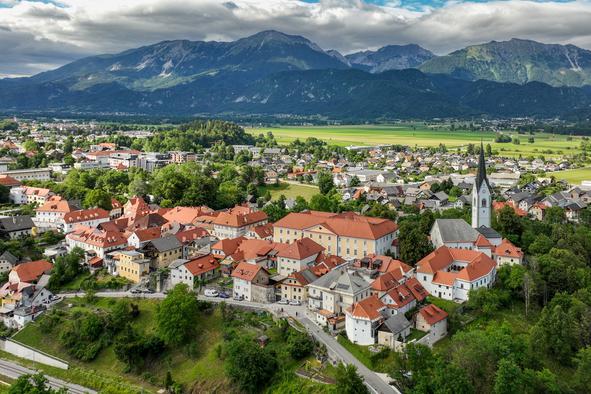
472;141;492;228
475;141;491;193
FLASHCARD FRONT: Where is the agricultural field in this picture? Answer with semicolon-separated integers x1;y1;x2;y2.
247;124;583;158
549;167;591;185
258;182;319;201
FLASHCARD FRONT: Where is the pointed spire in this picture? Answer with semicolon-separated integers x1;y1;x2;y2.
475;141;490;191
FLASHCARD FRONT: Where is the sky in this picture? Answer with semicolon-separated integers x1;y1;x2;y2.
1;0;591;77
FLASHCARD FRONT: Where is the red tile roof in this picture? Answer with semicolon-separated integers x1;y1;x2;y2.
0;175;21;187
274;211;397;240
418;246;496;283
212;236;247;257
63;208;110;224
162;206;214;225
371;271;400;292
251;223;274;238
347;295;385;320
231;261;267;281
36;197;76;214
418;304;448;325
213;207;267;228
493;238;524;259
175;227;209;244
277;237;324;260
67;226;127;248
12;260;52;283
405;277;428;302
184;255;219;276
131;227;162;242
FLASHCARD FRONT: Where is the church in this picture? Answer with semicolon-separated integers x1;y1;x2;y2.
420;144;523;301
430;144;503;255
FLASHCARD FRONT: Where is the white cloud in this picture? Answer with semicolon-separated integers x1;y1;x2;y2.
1;0;591;76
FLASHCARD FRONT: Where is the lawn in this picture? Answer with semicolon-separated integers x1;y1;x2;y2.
258;181;319;201
549;167;591;185
247;125;582;158
336;334;394;373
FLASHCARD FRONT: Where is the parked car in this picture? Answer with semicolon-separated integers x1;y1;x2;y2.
218;292;230;299
204;289;219;297
277;299;289;305
289;300;301;306
130;289;141;294
233;295;244;301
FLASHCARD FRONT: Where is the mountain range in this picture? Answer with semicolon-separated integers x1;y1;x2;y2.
1;30;591;119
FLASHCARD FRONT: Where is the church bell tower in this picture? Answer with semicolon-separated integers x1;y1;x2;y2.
472;142;492;228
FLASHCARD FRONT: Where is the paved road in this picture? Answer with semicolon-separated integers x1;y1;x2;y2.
0;359;96;394
60;291;399;393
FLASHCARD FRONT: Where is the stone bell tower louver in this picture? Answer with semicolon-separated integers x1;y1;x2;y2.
472;142;492;228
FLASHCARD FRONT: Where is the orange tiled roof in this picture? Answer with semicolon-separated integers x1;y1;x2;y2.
0;175;21;187
347;295;385;320
493;201;527;217
175;227;209;244
36;197;76;214
67;226;127;248
231;261;267;281
184;255;219;276
162;206;214;225
12;260;52;283
63;208;110;224
213;207;267;228
418;246;496;283
419;304;448;325
274;211;397;240
277;237;324;260
493;238;524;259
371;271;400;292
405;277;429;301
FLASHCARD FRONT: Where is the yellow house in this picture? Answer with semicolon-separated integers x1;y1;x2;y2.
141;235;183;269
273;211;398;260
115;250;150;283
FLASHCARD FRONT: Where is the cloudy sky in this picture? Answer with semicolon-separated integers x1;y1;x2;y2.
1;0;591;77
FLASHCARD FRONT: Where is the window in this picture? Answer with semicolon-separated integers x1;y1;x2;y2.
482;198;487;207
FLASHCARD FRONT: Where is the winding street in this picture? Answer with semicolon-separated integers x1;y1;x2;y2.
59;290;400;393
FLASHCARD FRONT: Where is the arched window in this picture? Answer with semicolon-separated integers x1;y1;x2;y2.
481;198;487;208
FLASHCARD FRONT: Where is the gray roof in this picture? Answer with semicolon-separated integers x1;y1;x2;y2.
309;267;369;295
0;251;18;264
169;258;189;269
378;314;412;335
433;219;478;243
476;226;501;240
149;235;182;252
0;215;34;232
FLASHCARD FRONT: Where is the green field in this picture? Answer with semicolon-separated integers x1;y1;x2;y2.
247;125;583;158
549;167;591;184
258;182;319;201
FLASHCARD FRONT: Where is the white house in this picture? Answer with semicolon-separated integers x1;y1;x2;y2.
276;237;324;276
416;246;496;302
62;208;110;233
345;295;386;345
169;255;220;288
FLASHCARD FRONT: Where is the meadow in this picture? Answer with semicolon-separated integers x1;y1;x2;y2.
258;182;319;201
549;167;591;184
247;124;583;159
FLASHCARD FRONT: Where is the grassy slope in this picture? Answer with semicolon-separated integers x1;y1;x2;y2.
247;125;582;159
10;298;332;393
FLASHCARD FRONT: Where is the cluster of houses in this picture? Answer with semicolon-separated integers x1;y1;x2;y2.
0;126;578;353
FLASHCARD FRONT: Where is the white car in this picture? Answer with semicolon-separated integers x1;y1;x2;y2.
204;289;219;297
277;299;289;305
289;300;301;306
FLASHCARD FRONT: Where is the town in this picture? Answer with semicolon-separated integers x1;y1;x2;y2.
0;117;588;393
